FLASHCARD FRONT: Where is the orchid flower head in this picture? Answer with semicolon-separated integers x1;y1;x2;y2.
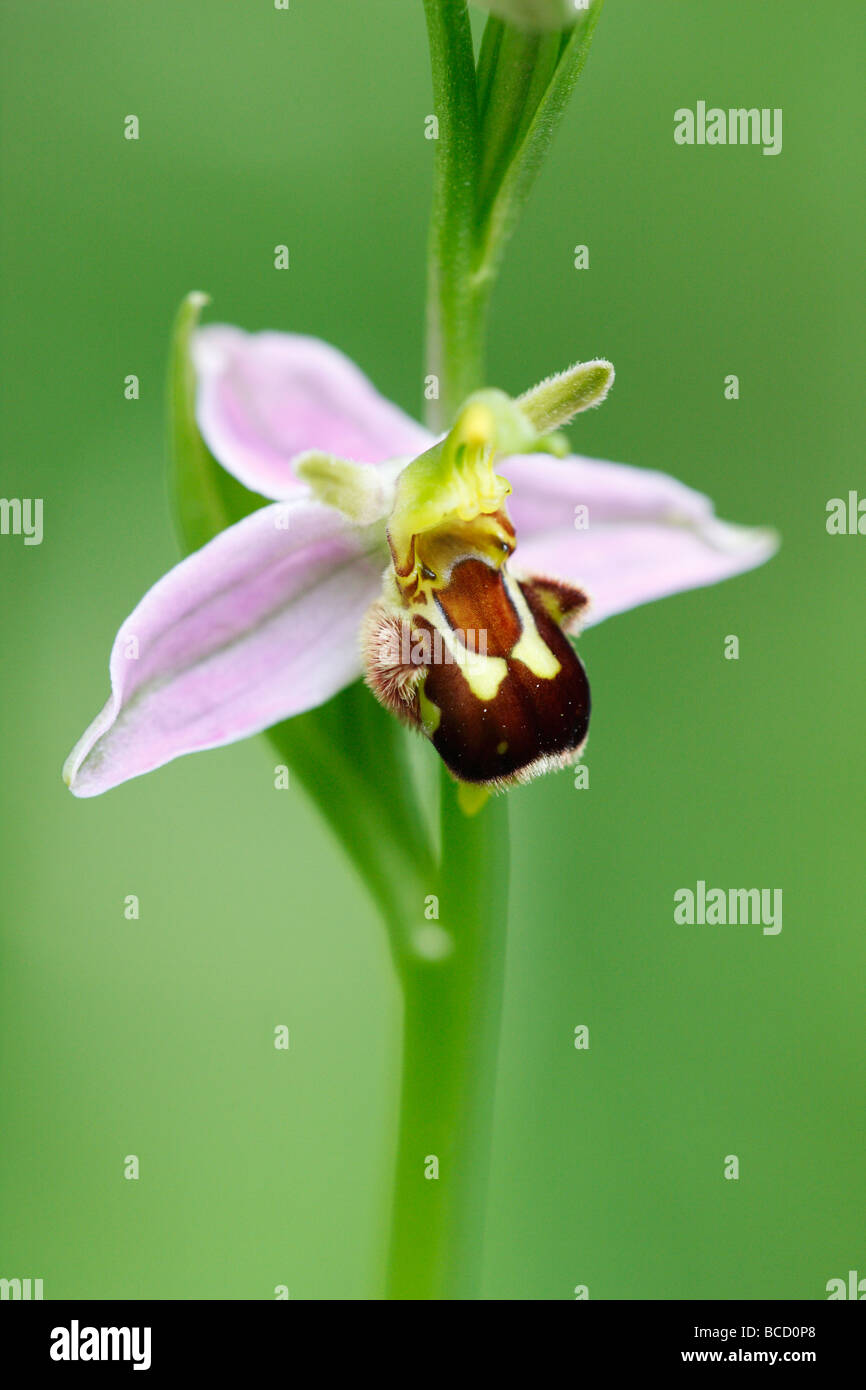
63;308;777;798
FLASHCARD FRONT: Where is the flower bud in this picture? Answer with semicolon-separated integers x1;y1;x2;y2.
474;0;588;31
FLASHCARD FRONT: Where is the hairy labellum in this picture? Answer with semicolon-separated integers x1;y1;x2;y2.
363;504;590;787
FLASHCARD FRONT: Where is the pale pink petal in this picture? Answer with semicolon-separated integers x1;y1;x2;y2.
504;452;720;535
193;326;433;499
64;502;387;797
504;452;778;624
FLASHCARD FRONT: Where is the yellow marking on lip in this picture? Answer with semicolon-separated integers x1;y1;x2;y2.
462;652;508;701
422;604;509;702
442;623;507;700
505;575;561;680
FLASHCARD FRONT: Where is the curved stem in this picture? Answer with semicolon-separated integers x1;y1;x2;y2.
385;770;510;1299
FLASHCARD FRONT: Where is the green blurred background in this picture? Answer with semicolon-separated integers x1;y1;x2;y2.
1;0;863;1300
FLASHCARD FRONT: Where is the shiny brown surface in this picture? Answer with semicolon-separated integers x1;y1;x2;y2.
434;557;522;657
423;568;591;785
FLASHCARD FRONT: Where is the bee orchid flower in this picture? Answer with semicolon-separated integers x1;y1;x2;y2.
63;323;777;798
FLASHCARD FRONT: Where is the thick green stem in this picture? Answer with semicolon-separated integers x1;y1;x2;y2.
382;0;517;1303
386;771;510;1299
423;0;488;426
385;0;605;1300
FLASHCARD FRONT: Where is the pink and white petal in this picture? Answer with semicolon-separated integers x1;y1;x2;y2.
515;520;777;626
193;326;433;499
506;452;778;625
64;502;387;797
503;451;724;538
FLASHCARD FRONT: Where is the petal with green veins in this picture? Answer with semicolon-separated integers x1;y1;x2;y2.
64;500;388;797
192;325;432;500
504;452;779;624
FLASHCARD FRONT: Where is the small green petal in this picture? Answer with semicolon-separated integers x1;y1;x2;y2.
518;358;614;433
295;451;397;525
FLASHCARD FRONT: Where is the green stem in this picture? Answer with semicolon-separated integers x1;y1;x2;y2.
382;0;520;1303
385;0;605;1300
423;0;488;426
386;770;510;1299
